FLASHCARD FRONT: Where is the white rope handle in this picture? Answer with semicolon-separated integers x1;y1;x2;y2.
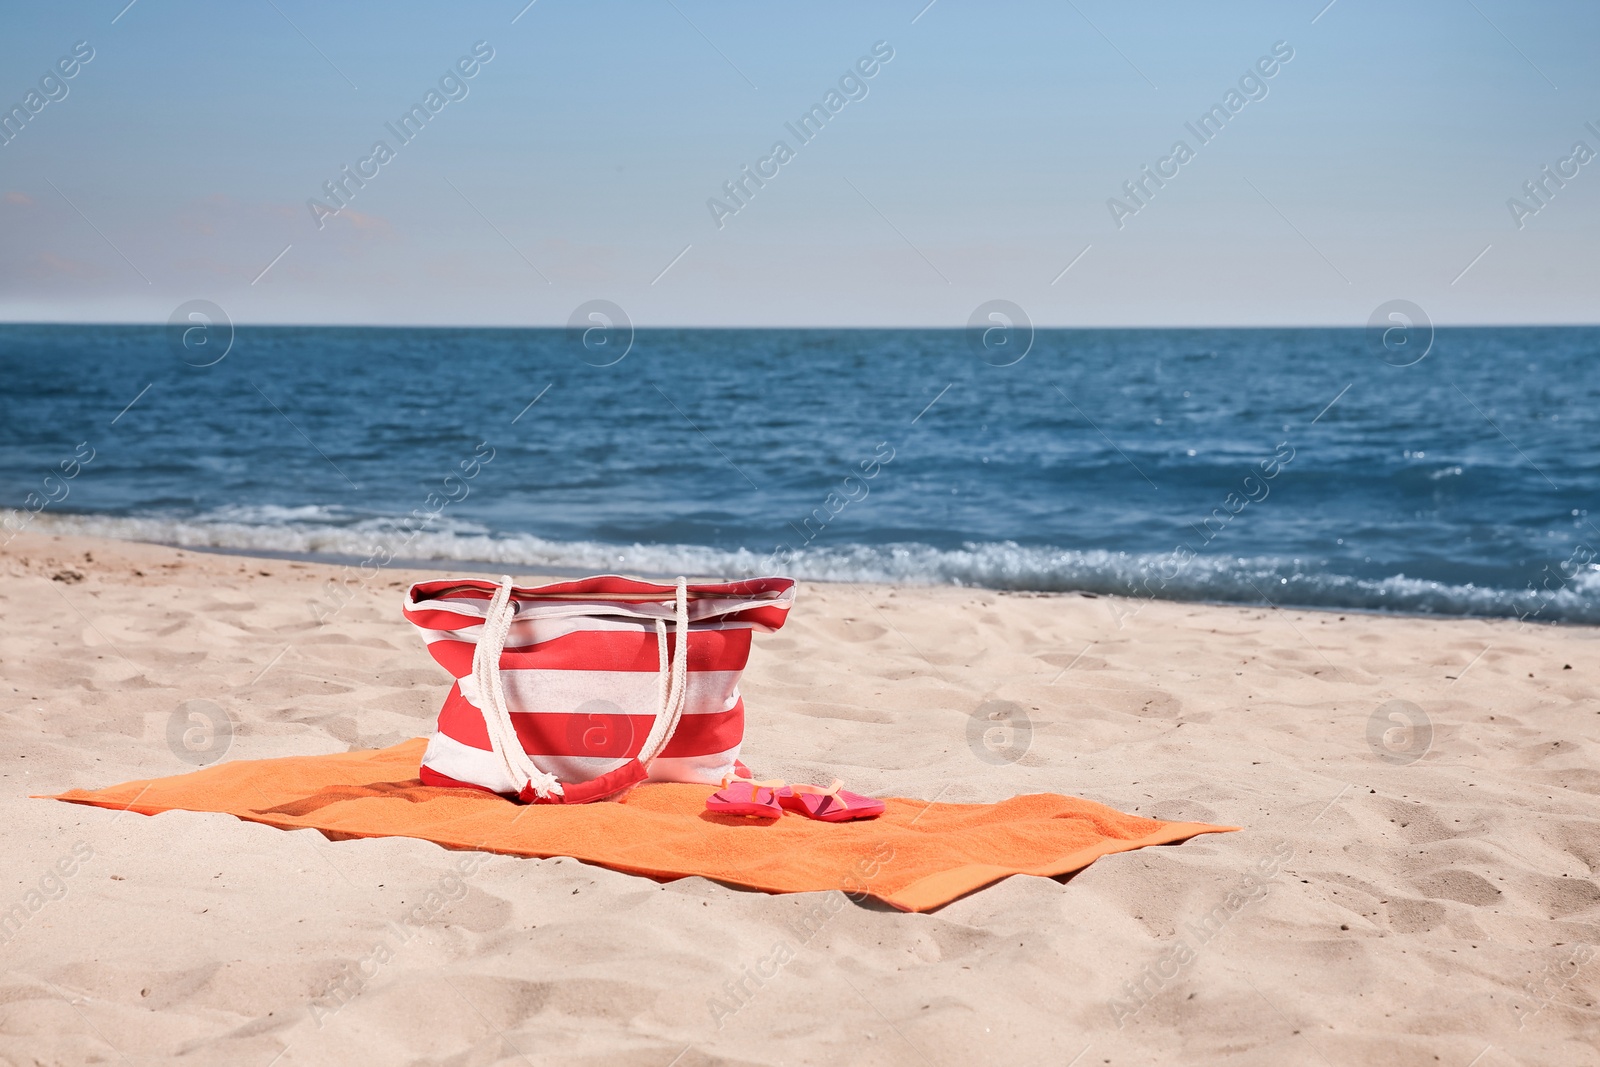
474;576;563;800
636;577;689;766
473;575;691;800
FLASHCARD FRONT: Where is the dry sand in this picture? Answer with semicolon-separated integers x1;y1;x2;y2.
2;529;1598;1066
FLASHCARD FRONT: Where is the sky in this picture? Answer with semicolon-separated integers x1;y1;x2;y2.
0;0;1596;327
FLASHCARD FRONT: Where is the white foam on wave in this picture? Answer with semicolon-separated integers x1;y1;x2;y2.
25;510;1600;623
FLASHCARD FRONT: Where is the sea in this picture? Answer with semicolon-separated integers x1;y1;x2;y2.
2;323;1596;623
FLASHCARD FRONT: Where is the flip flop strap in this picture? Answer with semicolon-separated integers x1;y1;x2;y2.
790;779;846;799
720;774;786;791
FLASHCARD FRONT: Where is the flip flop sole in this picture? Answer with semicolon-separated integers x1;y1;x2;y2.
706;784;781;819
778;790;885;822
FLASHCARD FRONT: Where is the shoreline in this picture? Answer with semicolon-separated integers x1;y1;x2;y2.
11;515;1594;627
21;525;1597;629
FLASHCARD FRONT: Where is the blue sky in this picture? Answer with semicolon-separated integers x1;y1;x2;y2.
1;0;1596;326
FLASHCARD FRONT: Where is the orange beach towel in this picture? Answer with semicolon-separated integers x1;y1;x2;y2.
48;740;1236;912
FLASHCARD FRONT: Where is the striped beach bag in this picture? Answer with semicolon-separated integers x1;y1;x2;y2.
404;574;795;803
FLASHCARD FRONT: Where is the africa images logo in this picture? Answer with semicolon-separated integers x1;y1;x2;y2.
306;42;496;230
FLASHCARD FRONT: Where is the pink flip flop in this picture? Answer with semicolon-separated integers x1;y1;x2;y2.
775;780;885;822
705;776;784;819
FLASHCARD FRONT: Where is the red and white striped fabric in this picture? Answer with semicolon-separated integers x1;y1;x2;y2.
404;574;794;804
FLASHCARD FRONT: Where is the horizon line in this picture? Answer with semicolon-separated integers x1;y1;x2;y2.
3;320;1598;331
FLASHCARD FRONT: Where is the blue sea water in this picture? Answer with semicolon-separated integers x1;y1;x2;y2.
1;323;1596;622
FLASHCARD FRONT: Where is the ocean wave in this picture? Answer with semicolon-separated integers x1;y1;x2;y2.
25;510;1600;623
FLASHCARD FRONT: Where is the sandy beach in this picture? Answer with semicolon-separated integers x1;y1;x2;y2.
4;528;1598;1066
